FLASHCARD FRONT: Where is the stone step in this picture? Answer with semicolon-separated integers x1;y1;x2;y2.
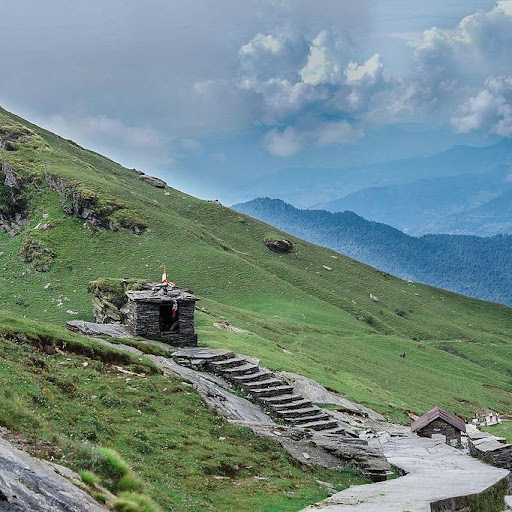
250;385;295;398
244;378;283;390
221;363;260;376
276;406;322;418
210;357;247;369
231;370;273;383
172;348;234;362
260;394;304;406
271;399;313;411
316;426;347;436
297;419;339;431
289;412;330;424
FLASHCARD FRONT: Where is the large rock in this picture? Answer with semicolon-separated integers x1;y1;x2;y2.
0;434;107;511
139;174;167;188
265;238;294;253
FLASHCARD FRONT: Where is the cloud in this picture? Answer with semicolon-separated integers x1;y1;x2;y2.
197;27;394;155
43;115;164;148
263;126;302;156
262;120;362;156
414;0;512;83
452;76;512;136
300;31;342;86
240;33;282;57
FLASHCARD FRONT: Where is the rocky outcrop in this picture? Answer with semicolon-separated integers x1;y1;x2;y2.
44;173;114;230
44;173;147;234
265;238;294;253
0;212;27;237
0;162;28;236
139;174;166;188
0;433;107;511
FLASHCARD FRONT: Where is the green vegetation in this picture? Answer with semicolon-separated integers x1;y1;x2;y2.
0;330;367;510
0;105;511;507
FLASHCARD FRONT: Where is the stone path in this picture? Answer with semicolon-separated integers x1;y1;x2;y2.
303;435;509;511
173;348;348;435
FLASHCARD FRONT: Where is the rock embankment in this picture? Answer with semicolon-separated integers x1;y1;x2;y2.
0;162;28;236
0;432;107;511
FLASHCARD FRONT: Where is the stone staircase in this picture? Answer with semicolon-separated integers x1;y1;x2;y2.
173;348;347;435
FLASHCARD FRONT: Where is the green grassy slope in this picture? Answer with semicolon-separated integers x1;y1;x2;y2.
0;310;367;511
1;105;511;427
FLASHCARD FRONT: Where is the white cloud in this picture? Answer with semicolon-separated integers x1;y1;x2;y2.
263;126;302;156
452;76;512;136
44;115;164;148
314;120;363;146
300;30;342;86
414;0;512;82
262;120;362;156
240;33;282;57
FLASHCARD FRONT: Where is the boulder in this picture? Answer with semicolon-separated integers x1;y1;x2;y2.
139;174;167;188
0;433;107;511
265;238;294;253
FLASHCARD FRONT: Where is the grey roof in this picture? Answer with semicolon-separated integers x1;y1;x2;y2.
411;406;466;433
126;284;198;303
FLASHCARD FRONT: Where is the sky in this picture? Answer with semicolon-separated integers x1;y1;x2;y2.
0;0;510;203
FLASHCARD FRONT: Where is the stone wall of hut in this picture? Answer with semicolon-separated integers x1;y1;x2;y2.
416;419;462;447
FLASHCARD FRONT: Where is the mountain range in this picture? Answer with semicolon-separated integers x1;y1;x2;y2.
244;139;512;210
316;159;512;236
233;198;512;306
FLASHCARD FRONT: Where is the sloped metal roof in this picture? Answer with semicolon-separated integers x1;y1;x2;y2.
411;406;466;433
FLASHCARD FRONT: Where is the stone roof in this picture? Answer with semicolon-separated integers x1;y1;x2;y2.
411;406;466;433
125;283;199;303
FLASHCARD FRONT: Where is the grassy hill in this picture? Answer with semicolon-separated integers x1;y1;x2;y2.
1;105;511;432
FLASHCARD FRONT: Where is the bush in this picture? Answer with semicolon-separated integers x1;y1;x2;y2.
113;492;162;512
79;470;99;486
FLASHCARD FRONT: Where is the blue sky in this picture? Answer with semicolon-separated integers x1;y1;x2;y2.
0;0;510;203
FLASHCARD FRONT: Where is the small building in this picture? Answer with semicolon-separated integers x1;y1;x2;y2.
411;406;466;447
125;284;199;346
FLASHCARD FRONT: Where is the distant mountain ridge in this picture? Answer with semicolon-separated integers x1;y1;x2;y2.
244;139;512;208
233;198;512;306
316;163;512;236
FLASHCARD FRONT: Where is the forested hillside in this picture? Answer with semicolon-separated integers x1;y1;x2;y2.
234;198;512;306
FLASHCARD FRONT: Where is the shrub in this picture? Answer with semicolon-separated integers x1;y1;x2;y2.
113;492;162;512
79;470;100;486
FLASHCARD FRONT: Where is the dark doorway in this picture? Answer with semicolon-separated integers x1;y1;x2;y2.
159;304;179;332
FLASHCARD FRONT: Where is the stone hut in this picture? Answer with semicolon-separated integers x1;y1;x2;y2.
125;284;199;346
87;279;199;346
411;406;466;447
